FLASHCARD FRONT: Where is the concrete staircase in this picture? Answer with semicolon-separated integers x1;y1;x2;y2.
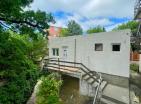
82;72;108;103
82;72;107;90
43;58;130;104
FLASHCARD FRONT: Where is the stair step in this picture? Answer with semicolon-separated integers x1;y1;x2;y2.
101;81;107;91
82;74;97;81
83;74;90;80
100;97;117;104
92;81;99;87
87;78;94;84
90;79;96;85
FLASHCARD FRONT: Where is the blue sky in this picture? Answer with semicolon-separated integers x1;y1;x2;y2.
28;0;136;31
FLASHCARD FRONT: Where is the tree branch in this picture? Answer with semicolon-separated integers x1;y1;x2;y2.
0;21;16;32
0;16;44;29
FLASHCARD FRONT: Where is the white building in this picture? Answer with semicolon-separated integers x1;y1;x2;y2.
47;29;131;104
49;29;130;78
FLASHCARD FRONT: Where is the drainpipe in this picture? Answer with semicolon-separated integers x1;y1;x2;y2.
74;38;76;66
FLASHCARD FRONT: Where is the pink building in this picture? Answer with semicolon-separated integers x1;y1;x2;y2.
47;26;62;39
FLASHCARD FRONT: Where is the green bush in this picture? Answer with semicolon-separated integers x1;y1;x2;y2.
36;73;62;104
130;64;139;72
0;31;39;104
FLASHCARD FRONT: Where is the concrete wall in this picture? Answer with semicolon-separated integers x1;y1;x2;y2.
49;37;75;62
49;29;131;78
101;73;129;88
80;77;96;96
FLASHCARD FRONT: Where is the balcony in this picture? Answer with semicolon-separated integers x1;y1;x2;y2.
134;0;141;19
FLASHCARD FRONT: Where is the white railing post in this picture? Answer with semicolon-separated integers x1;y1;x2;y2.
93;73;102;104
139;54;141;73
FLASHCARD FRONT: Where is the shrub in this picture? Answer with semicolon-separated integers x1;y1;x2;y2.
0;31;39;104
130;63;139;72
36;73;62;104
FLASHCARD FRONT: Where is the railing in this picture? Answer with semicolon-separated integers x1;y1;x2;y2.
93;74;102;104
44;58;100;82
43;58;102;104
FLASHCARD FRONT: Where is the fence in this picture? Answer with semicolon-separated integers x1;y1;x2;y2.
130;52;140;61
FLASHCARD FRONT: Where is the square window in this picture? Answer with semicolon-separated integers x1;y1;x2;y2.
52;48;59;56
112;44;120;51
95;43;103;51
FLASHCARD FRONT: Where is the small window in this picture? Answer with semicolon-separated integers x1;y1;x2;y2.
52;48;59;56
112;44;120;51
95;43;103;51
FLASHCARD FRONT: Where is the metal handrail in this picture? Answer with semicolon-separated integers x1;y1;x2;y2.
44;58;100;82
44;58;102;104
93;73;102;104
45;58;99;75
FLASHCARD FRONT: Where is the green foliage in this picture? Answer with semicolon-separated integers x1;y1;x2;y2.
60;20;83;37
0;31;39;104
30;35;48;62
36;73;62;104
113;21;139;36
0;0;55;38
60;28;69;37
130;64;139;72
0;0;33;17
67;20;83;36
87;26;106;34
17;10;54;39
0;1;52;103
18;34;48;62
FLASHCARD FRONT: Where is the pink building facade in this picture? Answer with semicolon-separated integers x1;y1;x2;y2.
47;26;62;39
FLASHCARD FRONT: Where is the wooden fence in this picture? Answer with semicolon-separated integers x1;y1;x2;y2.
130;52;140;61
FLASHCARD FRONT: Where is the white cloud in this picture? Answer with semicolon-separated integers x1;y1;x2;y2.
50;13;114;31
28;0;135;32
30;0;135;18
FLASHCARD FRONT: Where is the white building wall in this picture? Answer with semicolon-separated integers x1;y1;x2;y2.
49;29;131;78
49;37;75;62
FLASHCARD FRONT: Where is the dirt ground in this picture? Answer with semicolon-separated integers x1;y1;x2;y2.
60;75;92;104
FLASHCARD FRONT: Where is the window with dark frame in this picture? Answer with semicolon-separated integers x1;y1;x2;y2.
112;44;120;51
56;48;59;56
52;48;59;56
95;43;103;51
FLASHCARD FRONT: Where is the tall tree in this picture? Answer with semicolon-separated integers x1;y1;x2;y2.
67;20;83;36
87;26;106;34
0;0;54;103
0;31;39;104
0;0;55;38
113;21;139;36
60;28;69;37
113;21;140;51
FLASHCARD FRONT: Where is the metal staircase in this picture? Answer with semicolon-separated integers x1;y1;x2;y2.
43;58;108;104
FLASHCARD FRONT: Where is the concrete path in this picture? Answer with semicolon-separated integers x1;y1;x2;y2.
26;80;42;104
101;84;129;104
130;71;141;104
